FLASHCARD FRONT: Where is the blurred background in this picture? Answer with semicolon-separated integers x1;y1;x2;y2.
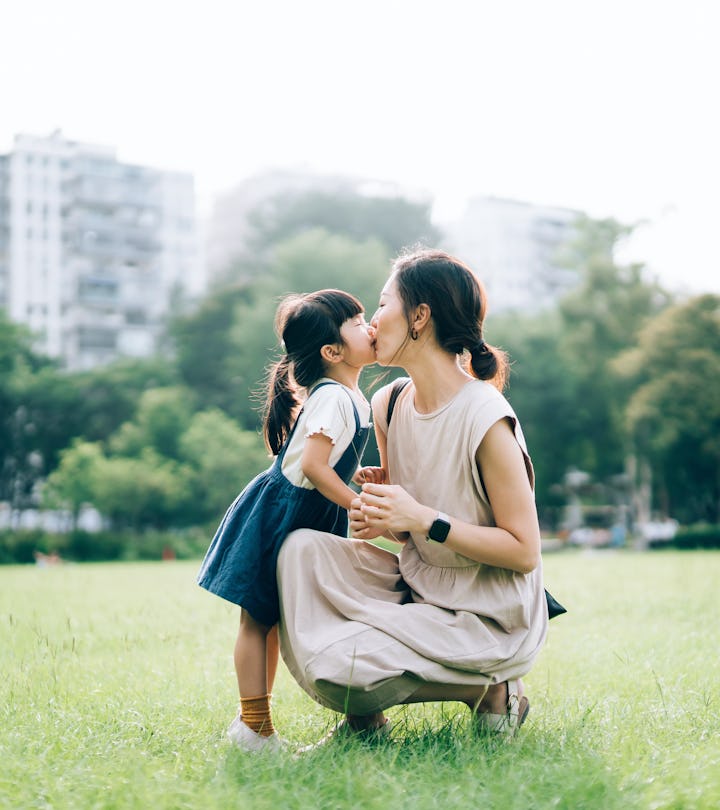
1;0;718;561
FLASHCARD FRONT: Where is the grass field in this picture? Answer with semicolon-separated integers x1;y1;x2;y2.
1;550;719;809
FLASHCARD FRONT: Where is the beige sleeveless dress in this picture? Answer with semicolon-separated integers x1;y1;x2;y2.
277;379;548;714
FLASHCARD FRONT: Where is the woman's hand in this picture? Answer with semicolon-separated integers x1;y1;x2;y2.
357;483;434;536
352;466;386;486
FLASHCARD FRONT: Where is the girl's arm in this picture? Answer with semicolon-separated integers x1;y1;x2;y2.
301;434;357;510
357;419;540;573
350;418;409;545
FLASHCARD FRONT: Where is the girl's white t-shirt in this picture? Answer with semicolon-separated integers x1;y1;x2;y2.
280;379;371;489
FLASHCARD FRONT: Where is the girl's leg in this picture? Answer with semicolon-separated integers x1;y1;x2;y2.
234;611;276;736
266;625;279;693
234;611;272;696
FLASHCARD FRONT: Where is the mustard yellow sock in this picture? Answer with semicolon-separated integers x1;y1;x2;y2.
240;694;275;737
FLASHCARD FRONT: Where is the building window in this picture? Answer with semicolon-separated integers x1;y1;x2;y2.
77;326;117;350
125;309;147;324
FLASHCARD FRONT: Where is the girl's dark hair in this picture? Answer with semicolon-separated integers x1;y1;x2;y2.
263;289;364;454
392;248;508;389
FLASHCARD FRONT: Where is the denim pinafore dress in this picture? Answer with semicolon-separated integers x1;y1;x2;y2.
196;382;370;627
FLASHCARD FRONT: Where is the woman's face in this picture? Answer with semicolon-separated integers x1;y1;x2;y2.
370;275;410;366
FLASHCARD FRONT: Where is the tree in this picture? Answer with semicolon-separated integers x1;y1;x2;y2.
246;189;441;255
488;217;675;528
109;387;195;460
613;294;720;522
90;450;191;531
179;409;269;523
41;440;105;528
490;311;582;526
166;283;257;417
70;357;179;443
555;217;672;480
0;313;59;509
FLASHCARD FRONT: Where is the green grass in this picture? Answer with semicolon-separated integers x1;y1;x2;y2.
1;551;719;809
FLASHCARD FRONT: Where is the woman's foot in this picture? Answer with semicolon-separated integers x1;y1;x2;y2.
297;715;391;754
346;712;388;732
474;680;530;736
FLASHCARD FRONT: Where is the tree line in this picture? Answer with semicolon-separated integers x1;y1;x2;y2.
1;189;718;539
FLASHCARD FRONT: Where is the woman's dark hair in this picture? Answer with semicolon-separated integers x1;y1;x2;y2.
392;248;508;389
263;289;364;454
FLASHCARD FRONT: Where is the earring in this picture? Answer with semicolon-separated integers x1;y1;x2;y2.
410;328;419;341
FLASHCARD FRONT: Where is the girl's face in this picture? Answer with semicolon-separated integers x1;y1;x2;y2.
370;276;409;366
339;312;375;368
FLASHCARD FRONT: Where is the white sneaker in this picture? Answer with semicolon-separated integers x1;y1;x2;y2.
227;716;284;753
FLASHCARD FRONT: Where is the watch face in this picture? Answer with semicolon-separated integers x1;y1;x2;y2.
429;517;451;543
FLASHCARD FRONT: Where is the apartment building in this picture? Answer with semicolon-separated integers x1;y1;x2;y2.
441;195;580;312
0;131;202;369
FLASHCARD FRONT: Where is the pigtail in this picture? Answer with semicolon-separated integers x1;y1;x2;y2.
468;339;509;391
263;356;301;455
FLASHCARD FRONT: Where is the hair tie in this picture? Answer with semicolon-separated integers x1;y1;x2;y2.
470;340;487;354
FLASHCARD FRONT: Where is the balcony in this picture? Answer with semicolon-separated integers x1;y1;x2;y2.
77;275;119;305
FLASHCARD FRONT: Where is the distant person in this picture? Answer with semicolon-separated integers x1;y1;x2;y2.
277;249;549;747
197;289;376;753
34;550;61;567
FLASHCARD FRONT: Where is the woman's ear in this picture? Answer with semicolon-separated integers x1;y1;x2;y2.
320;343;343;365
413;303;431;331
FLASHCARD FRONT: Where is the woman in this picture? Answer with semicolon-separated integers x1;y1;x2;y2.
277;248;548;741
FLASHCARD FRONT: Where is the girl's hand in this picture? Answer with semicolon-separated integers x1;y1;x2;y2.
349;497;386;540
358;483;433;535
352;466;386;486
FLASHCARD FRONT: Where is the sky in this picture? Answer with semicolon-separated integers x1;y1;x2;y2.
2;0;718;295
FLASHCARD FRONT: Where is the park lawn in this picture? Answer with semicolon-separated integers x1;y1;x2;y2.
1;551;719;810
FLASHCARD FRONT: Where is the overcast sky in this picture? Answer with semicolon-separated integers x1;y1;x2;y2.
3;0;718;294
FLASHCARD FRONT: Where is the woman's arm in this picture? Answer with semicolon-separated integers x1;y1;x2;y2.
357;419;541;573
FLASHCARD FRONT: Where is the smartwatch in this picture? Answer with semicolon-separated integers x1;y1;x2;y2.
427;511;451;543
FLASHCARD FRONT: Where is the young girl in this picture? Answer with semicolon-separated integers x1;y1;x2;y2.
197;289;376;752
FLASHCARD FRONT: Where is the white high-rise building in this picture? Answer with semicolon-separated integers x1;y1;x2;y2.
0;131;203;369
441;196;581;313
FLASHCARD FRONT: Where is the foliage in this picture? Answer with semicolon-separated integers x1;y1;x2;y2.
42;440;105;526
0;528;210;564
613;295;720;522
166;283;257;418
554;217;672;480
0;312;58;508
670;523;720;549
179;409;270;524
89;450;192;531
70;357;179;442
492;217;674;526
490;311;581;524
246;188;442;254
108;386;196;460
0;315;177;512
1;554;719;808
41;407;268;531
